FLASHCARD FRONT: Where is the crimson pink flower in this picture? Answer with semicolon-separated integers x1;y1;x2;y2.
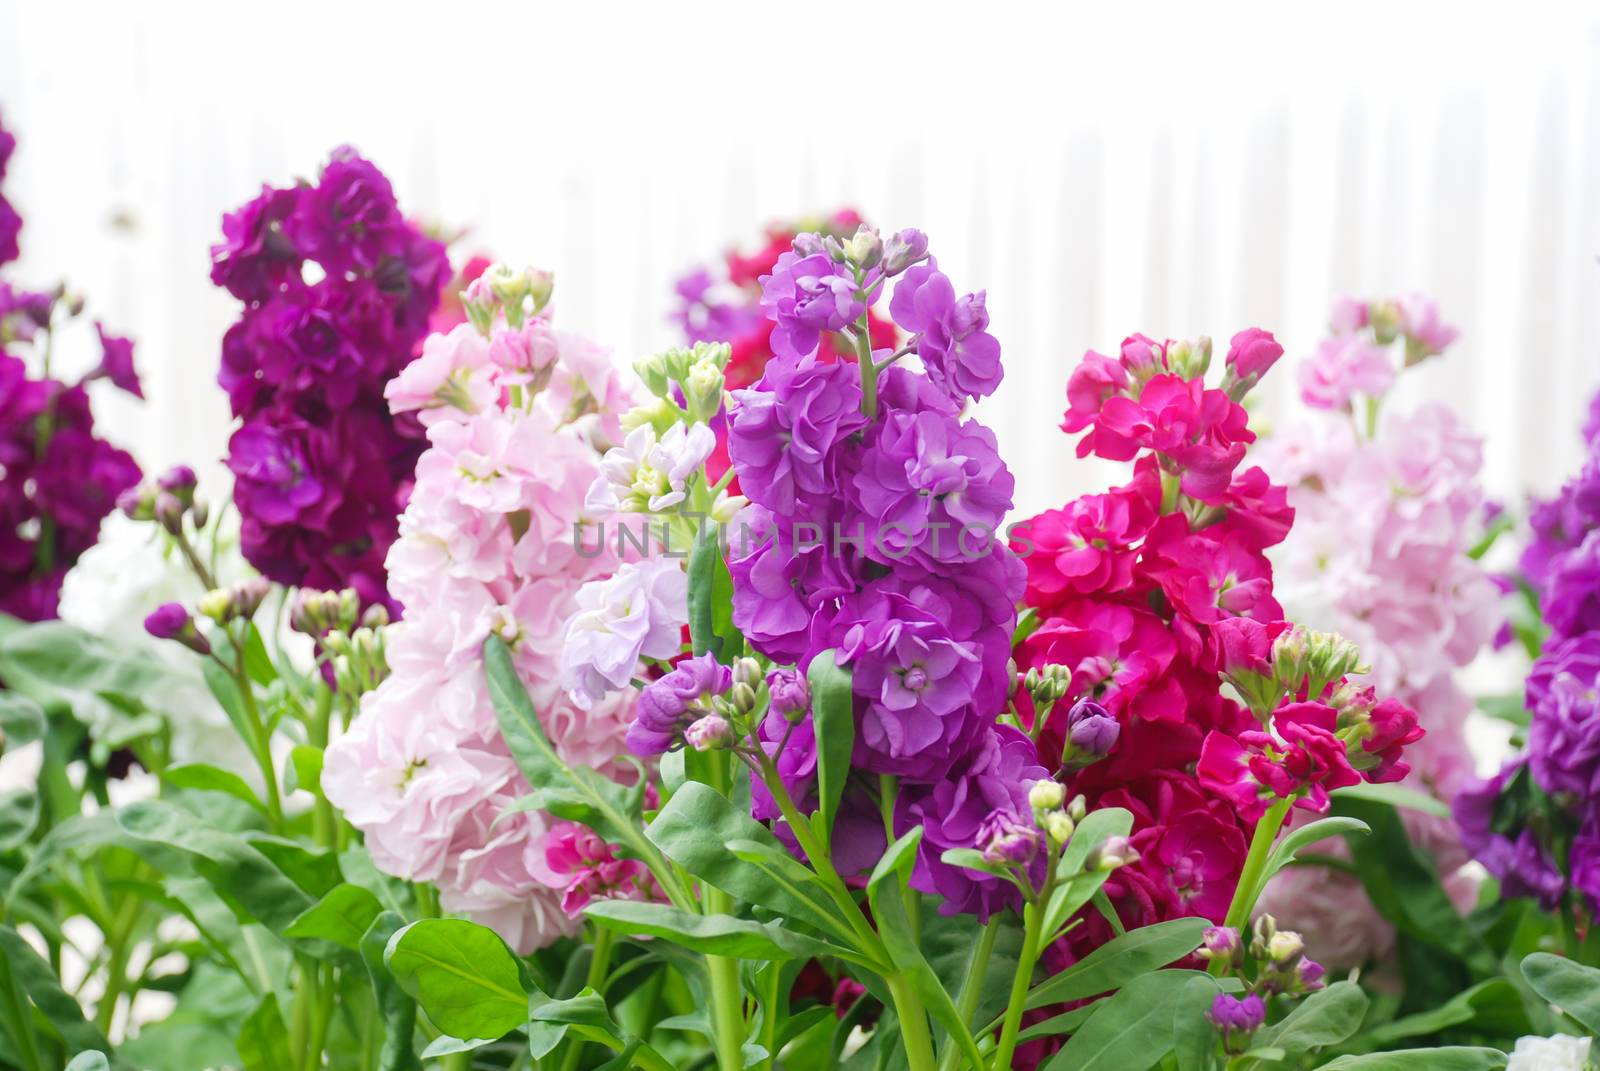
1011;464;1160;610
1224;327;1284;381
1060;349;1129;434
1090;374;1254;503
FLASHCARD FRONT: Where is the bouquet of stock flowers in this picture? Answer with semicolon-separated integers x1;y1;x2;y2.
2;137;1598;1071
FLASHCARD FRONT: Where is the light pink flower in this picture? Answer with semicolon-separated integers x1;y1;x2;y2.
560;558;689;708
386;323;497;423
1298;335;1395;410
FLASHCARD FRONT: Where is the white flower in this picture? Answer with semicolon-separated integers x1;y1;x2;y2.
558;558;687;708
586;422;715;515
1508;1034;1592;1071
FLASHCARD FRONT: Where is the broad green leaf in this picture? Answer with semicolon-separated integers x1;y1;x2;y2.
687;523;740;660
161;763;267;817
1253;980;1367;1055
242;833;341;897
1330;783;1451;819
0;619;172;705
1318;1048;1507;1070
1042;969;1213;1071
924;909;1024;1044
1040;870;1111;943
1348;978;1530;1053
385;918;528;1041
339;844;411;918
806;648;854;844
66;1054;110;1071
0;924;113;1057
236;994;294;1071
1522;952;1600;1034
361;911;422;1071
583;899;855;963
1057;806;1134;877
284;883;384;952
647;781;847;937
940;847;1020;883
1171;974;1225;1070
1259;817;1370;895
1026;918;1210;1010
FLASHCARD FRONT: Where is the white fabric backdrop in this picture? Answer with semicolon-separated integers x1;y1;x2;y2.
0;0;1597;519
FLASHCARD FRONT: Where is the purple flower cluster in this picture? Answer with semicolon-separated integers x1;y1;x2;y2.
0;116;141;620
729;228;1029;920
211;147;448;611
1460;386;1600;911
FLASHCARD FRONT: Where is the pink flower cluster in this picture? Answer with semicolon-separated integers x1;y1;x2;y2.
1255;295;1492;968
1298;294;1460;411
1016;328;1422;963
322;289;648;952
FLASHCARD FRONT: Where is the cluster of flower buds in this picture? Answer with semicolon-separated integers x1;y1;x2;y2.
118;464;209;537
320;622;389;697
290;588;363;637
631;340;732;424
1198;924;1244;969
462;264;553;333
795;224;930;283
197;577;271;627
1059;697;1120;771
1250;914;1325;995
1162;336;1212;382
1223;624;1368;723
1026;778;1086;847
978;808;1043;867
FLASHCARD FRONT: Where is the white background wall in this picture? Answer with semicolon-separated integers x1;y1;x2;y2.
1;0;1597;518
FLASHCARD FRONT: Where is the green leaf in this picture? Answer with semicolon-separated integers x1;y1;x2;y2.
1347;978;1530;1053
1041;870;1111;943
285;745;324;797
339;844;411;918
242;834;341;897
1318;1048;1508;1070
864;828;988;1071
1522;952;1600;1034
0;924;113;1057
1475;693;1531;729
687;523;740;660
583;899;854;963
361;911;422;1071
66;1054;111;1071
647;781;847;937
236;994;295;1071
1259;817;1370;894
0;788;39;852
384;918;529;1041
0;691;45;747
1026;918;1210;1010
923;910;1024;1050
1171;974;1225;1070
284;883;384;952
1253;980;1368;1055
0;620;173;705
806;648;854;844
1330;783;1451;819
161;763;268;817
1041;969;1214;1070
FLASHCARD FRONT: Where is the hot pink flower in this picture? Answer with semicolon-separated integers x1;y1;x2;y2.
1091;374;1254;503
1011;464;1160;609
1224;327;1284;381
1061;350;1130;435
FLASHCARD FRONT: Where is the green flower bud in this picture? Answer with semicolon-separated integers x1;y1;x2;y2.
1027;779;1066;811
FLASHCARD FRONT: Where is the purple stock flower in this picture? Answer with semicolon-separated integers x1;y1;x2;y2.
1544;529;1600;640
727;502;861;664
1454;759;1568;910
1527;634;1600;799
0;196;18;267
727;356;867;516
759;248;865;360
1066;699;1121;765
1522;457;1600;595
628;653;733;756
766;666;810;718
1208;993;1265;1034
897;725;1048;921
850;407;1014;568
888;260;1002;404
285;146;406;274
93;322;143;398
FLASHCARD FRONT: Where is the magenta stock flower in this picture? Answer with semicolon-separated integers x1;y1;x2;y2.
1224;327;1284;381
1087;374;1254;504
1010;463;1161;611
1061;349;1130;435
92;323;143;398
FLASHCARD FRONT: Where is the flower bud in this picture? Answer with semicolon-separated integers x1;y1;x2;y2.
1207;992;1265;1036
1027;779;1065;812
1249;914;1278;959
1165;336;1213;380
526;269;555;315
1066;794;1088;823
361;603;390;630
144;602;210;655
336;589;361;630
1198;925;1242;966
155;491;186;535
196;588;233;625
157;465;198;505
767;667;809;721
1064;705;1120;768
1266;930;1305;965
190;493;210;530
233;577;270;620
1089;835;1138;871
881;228;930;276
632;353;673;399
821;235;846;263
117;483;155;521
1043;810;1076;845
685;713;732;751
684;354;725;419
727;682;758;715
1027;663;1072;708
791;232;827;258
846;225;883;270
710;491;748;525
1367;299;1401;345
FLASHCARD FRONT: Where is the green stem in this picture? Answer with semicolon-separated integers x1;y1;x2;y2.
759;966;782;1071
885;973;938;1071
704;754;748;1071
93;893;142;1033
303;963;334;1071
559;927;617;1071
853;310;878;419
937;916;1001;1071
309;686;337;849
1211;797;1293;977
234;655;284;830
415;883;440;920
992;898;1043;1071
